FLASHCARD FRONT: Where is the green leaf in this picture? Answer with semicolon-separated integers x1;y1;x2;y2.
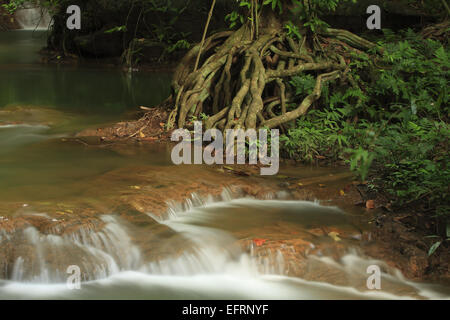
428;241;441;256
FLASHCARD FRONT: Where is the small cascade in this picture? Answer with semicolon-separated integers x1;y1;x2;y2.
145;188;295;277
15;6;51;30
2;216;142;283
1;190;448;299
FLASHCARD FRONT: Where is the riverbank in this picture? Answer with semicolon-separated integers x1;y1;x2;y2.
0;103;448;297
71;109;449;285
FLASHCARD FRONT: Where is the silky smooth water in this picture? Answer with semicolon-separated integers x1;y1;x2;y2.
0;30;172;202
1;195;449;300
0;30;449;300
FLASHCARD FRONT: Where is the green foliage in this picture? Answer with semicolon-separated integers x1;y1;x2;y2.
348;147;374;182
366;30;450;120
280;29;449;226
290;74;315;96
284;21;302;41
290;0;355;32
143;0;191;47
124;0;193;64
166;39;190;54
1;0;28;14
226;0;354;31
225;9;245;29
370;119;449;211
279;103;355;163
262;0;283;13
2;0;58;14
104;25;127;34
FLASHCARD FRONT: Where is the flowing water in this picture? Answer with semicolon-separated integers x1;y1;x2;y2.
0;30;449;300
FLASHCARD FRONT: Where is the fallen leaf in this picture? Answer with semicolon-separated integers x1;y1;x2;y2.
253;239;267;246
130;186;141;190
428;241;441;256
328;232;341;242
139;131;146;138
340;190;346;196
366;200;375;209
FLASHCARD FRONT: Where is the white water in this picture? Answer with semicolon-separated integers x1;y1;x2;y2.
6;216;142;283
15;7;51;30
0;192;449;300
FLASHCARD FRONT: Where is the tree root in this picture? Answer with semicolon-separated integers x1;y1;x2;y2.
163;22;377;133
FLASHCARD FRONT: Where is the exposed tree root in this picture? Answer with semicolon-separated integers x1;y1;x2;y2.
164;19;377;133
420;20;450;41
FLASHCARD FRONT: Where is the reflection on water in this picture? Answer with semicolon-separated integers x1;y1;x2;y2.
0;124;172;201
0;31;171;114
0;30;47;64
0;30;173;201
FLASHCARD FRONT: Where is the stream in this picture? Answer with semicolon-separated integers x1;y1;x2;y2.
0;30;448;300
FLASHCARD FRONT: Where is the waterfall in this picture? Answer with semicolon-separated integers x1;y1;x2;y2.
3;216;143;283
15;7;51;30
0;191;446;299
